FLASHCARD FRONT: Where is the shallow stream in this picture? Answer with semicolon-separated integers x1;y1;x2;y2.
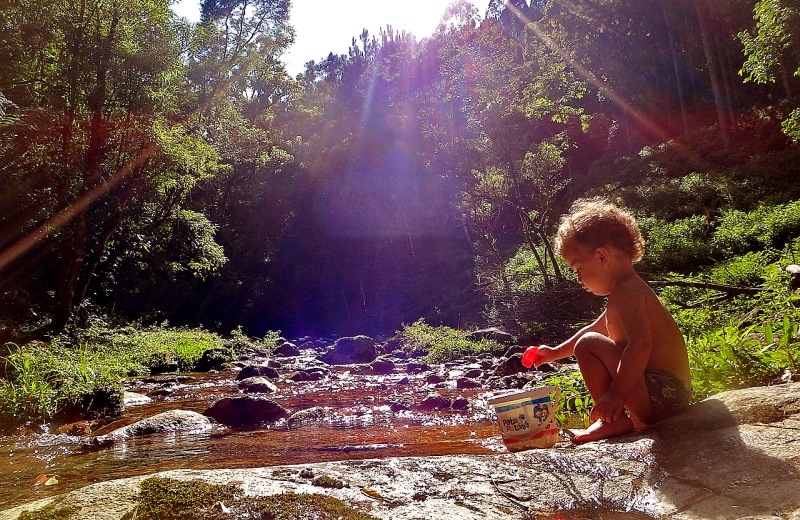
0;362;505;509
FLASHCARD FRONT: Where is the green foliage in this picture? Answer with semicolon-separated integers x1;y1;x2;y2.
398;319;506;363
638;215;713;273
542;369;592;426
664;250;800;398
710;201;800;257
686;319;797;398
638;201;800;274
739;0;800;85
0;326;225;426
262;330;284;351
111;326;223;372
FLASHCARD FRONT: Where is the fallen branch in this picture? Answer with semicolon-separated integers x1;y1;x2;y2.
648;279;764;295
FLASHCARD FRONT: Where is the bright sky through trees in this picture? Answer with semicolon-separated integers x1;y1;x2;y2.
172;0;478;76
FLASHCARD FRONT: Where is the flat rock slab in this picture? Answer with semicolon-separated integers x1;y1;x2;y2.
3;383;799;519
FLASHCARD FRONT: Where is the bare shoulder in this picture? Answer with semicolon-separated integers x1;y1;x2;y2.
607;275;652;306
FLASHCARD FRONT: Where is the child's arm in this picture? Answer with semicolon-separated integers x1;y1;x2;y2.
534;311;609;367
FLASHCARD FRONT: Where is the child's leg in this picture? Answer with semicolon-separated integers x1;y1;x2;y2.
571;332;647;443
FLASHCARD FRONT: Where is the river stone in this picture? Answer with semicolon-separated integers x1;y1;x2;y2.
237;376;278;394
194;348;234;372
417;393;452;411
103;410;211;439
203;396;289;427
369;357;395;375
318;335;378;365
406;361;429;374
288;368;328;381
122;391;152;406
273;342;301;357
236;364;279;381
288;406;327;428
456;377;481;389
490;353;528;377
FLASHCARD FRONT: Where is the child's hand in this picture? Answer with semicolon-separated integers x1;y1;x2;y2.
532;345;558;368
590;392;626;424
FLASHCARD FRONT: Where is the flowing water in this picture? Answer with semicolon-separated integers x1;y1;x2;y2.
0;363;505;509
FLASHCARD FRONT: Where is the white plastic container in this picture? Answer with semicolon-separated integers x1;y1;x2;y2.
487;385;561;451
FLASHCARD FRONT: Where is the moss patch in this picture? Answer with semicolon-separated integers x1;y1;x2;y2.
16;503;78;520
251;492;377;519
125;477;376;520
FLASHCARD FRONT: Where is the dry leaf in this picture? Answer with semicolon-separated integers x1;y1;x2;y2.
32;474;49;487
44;475;59;486
361;487;382;500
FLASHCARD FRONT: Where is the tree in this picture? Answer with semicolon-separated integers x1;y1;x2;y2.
740;0;800;137
0;0;294;331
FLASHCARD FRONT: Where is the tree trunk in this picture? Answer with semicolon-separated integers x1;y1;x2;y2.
695;0;730;146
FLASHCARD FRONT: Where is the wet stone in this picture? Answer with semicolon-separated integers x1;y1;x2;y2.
104;410;212;438
273;342;301;357
456;377;481;389
288;406;327;428
195;347;234;371
238;376;278;394
406;362;429;374
369;358;395;375
387;394;415;412
203;396;289;427
426;374;446;384
236;364;279;381
417;394;452;411
288;368;328;382
452;396;470;410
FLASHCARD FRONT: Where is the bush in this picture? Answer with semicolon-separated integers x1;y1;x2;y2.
397;319;506;363
638;214;714;273
710;201;800;257
663;254;800;398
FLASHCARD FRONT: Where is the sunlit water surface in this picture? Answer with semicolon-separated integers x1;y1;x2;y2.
1;367;507;509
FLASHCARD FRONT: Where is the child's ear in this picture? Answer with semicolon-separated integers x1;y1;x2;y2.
595;247;610;265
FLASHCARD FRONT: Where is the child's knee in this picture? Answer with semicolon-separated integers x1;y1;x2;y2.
573;332;611;359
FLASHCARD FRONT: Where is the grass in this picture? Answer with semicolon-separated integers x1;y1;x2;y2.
0;325;232;428
397;318;507;363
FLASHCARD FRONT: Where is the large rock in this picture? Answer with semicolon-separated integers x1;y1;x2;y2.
203;396;289;427
5;383;800;520
101;410;211;439
318;335;378;365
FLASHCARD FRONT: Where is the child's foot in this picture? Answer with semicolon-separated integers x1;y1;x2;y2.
571;417;634;444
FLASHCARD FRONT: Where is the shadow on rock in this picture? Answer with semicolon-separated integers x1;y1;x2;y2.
643;384;800;518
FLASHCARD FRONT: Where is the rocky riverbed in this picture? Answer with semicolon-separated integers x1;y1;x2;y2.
1;334;799;519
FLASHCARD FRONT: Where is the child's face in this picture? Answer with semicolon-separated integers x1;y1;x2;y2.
561;244;611;296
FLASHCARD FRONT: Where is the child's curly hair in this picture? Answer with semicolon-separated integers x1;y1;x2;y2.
555;198;645;262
